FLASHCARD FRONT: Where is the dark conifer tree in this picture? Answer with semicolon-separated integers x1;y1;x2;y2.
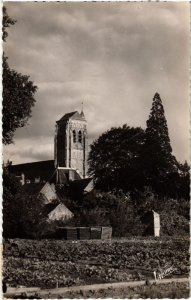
142;93;178;195
146;93;172;157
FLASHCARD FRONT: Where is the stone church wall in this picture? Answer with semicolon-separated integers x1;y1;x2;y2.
55;114;87;178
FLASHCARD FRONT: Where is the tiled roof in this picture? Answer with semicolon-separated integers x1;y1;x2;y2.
57;111;85;123
9;160;84;185
9;160;56;183
57;111;77;122
48;203;73;222
69;177;92;191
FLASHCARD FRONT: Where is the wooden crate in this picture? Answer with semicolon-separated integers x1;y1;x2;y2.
101;227;112;239
65;227;78;240
90;227;102;239
77;227;90;240
56;227;67;239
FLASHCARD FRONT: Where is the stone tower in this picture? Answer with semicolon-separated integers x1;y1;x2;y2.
54;110;87;178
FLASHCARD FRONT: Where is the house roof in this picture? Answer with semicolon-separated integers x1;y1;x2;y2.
20;182;65;217
9;160;56;183
9;160;92;195
57;111;86;123
48;203;73;222
69;177;92;191
21;182;60;204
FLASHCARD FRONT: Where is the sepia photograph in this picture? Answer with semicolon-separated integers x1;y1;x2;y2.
2;1;190;298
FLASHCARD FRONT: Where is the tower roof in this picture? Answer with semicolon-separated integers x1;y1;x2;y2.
57;111;86;123
80;110;85;119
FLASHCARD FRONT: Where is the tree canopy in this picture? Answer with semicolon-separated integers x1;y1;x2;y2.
145;92;177;170
140;93;179;196
88;125;145;192
3;171;22;237
3;6;37;144
3;6;16;42
88;93;189;199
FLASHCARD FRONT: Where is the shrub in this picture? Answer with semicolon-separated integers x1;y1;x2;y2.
3;172;23;238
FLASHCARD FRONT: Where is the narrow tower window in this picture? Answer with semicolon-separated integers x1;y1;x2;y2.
73;130;76;143
78;130;82;143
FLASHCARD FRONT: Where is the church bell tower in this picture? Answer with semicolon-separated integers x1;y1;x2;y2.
54;110;87;178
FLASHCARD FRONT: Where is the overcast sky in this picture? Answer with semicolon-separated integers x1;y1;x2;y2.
3;2;190;165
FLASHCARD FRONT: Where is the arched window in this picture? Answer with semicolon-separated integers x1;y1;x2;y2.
78;130;82;143
73;130;76;143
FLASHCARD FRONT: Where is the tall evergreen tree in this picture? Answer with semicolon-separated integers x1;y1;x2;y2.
146;93;172;157
142;93;178;195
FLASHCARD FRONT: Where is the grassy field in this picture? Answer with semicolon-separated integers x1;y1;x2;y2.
3;237;189;297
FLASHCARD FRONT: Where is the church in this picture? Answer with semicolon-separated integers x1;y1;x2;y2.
8;109;92;190
7;109;161;237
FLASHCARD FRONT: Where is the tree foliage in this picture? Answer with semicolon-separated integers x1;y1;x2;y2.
146;93;173;157
3;57;37;144
140;93;186;197
3;171;22;238
144;92;177;170
88;125;145;192
75;190;143;237
177;161;190;200
88;93;189;199
3;6;16;42
3;7;37;144
3;171;43;238
3;171;59;238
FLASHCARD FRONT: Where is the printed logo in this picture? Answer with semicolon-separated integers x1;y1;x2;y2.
153;265;177;280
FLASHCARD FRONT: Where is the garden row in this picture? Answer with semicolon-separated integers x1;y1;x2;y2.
4;238;189;265
3;238;189;289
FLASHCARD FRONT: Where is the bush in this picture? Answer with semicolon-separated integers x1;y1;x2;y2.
75;207;110;227
81;188;190;237
3;172;23;238
131;187;190;237
75;191;143;237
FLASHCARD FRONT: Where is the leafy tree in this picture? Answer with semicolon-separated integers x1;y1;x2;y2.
3;170;44;238
75;190;143;237
88;125;145;192
3;7;38;237
109;192;143;237
3;6;16;42
3;7;37;144
177;161;190;200
3;171;22;237
141;93;178;195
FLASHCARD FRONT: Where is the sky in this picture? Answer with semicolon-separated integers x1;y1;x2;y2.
3;2;190;165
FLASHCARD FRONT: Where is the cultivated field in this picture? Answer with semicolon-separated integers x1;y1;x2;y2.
3;237;190;298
